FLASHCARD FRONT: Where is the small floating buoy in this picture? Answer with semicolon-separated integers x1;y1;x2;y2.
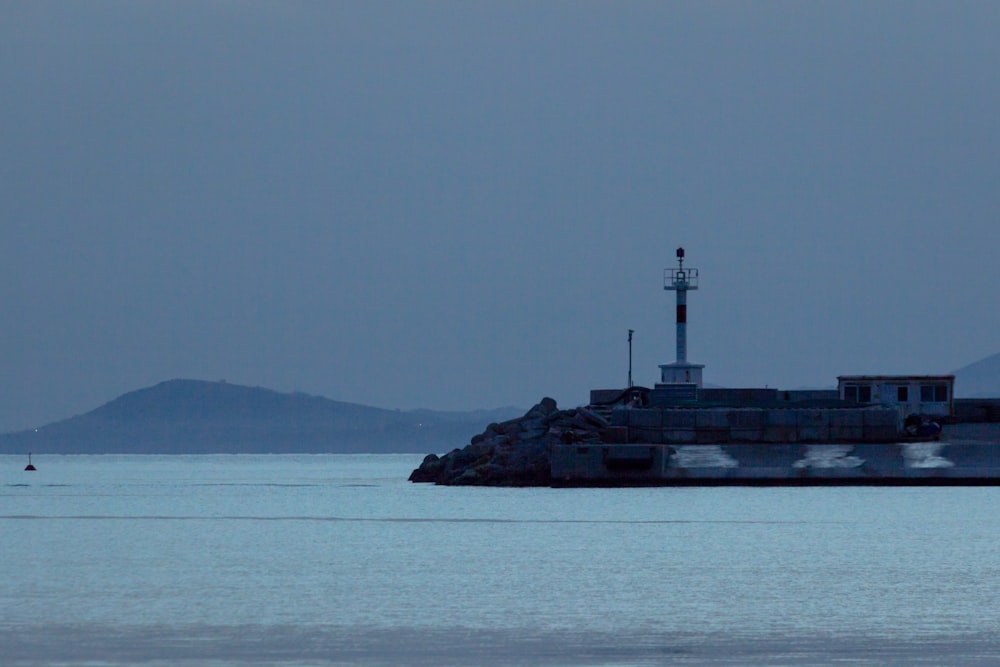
25;452;36;472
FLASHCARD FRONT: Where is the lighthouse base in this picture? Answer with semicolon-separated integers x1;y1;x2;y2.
659;362;705;387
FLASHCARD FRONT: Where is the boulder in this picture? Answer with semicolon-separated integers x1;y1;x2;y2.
407;453;444;483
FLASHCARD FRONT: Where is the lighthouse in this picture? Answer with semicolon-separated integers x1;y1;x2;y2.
659;247;705;388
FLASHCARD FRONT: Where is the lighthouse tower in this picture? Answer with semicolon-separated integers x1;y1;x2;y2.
659;247;705;388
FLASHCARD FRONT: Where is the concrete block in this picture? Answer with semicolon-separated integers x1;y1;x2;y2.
695;428;730;443
696;410;729;429
700;388;778;404
551;445;602;480
662;410;697;428
730;428;763;443
762;426;799;443
865;425;898;442
781;390;839;403
829;425;865;441
628;409;663;428
601;445;665;480
863;408;898;427
798;425;830;441
829;409;864;427
727;409;765;428
590;389;624;405
662;428;698;443
602;445;656;462
630;427;663;444
601;426;629;444
765;410;798;427
796;409;830;428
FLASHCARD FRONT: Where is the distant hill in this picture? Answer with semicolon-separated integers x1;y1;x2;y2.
954;352;1000;398
0;379;522;455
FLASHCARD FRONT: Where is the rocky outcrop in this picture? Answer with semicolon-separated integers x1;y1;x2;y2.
408;397;608;486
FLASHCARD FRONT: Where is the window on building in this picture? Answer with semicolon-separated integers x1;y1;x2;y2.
844;385;872;403
897;386;908;402
920;384;949;402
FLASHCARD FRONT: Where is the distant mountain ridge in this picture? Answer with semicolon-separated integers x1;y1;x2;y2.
953;352;1000;398
0;379;522;455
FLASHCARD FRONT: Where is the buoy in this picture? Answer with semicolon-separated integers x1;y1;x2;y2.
25;453;36;472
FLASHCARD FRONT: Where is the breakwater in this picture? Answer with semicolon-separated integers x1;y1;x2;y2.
550;441;1000;486
552;407;1000;485
410;399;1000;487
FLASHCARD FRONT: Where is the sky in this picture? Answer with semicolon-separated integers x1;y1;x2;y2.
2;2;999;432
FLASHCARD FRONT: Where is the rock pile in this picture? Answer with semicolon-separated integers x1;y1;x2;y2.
408;397;609;486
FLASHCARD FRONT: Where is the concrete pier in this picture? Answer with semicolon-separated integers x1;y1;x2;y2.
550;409;1000;486
551;441;1000;486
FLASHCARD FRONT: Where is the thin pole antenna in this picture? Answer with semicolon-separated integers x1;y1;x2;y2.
628;329;634;388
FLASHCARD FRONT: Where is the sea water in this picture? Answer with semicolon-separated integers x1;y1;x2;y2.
1;454;999;666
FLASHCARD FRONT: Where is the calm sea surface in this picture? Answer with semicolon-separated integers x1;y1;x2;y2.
2;454;999;666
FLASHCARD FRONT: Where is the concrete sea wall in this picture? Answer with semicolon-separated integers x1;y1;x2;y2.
551;418;1000;486
551;441;1000;485
410;400;1000;487
606;406;900;444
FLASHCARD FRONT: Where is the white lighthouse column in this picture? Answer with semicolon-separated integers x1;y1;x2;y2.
658;247;704;389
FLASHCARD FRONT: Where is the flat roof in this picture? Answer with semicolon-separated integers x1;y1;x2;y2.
837;375;955;382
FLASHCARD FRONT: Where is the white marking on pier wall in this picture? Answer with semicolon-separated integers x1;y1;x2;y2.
900;442;955;468
792;445;865;469
671;446;738;468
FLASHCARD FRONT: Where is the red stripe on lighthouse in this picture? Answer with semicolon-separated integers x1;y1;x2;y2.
677;304;687;323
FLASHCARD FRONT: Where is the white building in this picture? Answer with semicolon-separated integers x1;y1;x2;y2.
837;375;955;418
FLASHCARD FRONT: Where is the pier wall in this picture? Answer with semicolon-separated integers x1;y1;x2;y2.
607;407;899;444
954;399;1000;423
551;442;1000;485
550;401;1000;486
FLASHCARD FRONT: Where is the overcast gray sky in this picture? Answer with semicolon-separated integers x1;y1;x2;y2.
2;2;998;432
